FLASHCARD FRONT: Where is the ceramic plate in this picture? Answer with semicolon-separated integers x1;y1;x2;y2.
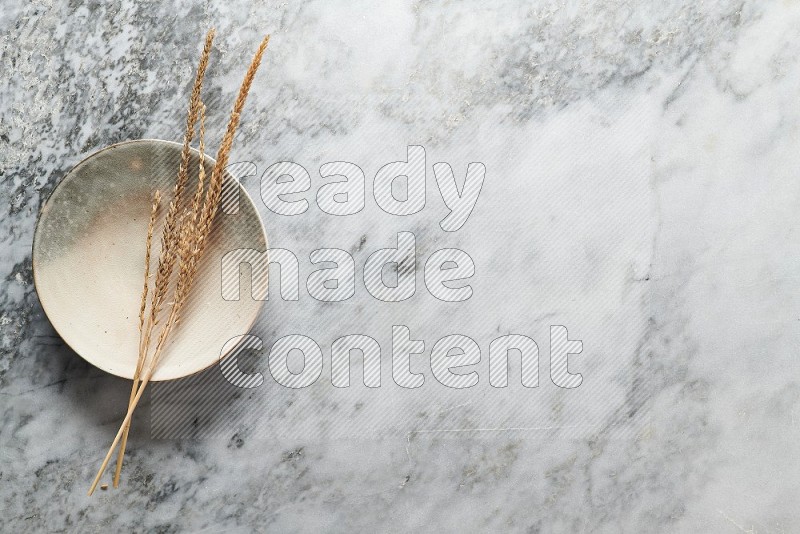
33;139;267;380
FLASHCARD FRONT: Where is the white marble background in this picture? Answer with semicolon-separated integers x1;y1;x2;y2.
2;0;800;532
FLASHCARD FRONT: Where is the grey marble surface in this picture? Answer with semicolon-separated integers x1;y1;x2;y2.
3;1;800;532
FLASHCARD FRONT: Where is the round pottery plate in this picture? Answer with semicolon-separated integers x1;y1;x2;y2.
32;139;267;381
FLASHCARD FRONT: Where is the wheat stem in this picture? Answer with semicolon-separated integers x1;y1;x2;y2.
88;363;155;496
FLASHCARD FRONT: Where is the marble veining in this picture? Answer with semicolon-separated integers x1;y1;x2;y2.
2;0;799;532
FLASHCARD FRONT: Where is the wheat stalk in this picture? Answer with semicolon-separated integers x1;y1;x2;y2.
88;32;270;495
109;29;215;490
